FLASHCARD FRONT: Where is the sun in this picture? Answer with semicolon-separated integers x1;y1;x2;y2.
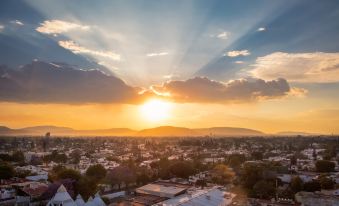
140;99;172;122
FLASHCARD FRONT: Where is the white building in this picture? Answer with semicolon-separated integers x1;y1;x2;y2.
47;185;106;206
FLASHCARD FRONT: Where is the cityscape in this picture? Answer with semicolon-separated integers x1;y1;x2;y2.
1;0;339;206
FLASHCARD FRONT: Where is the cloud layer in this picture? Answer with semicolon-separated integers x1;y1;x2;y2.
36;20;89;34
251;52;339;83
58;40;121;61
0;61;140;104
151;77;292;103
0;61;298;104
225;50;250;57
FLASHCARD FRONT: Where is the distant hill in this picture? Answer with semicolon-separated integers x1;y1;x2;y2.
195;127;264;136
138;126;199;136
22;125;74;133
275;131;319;136
0;125;264;137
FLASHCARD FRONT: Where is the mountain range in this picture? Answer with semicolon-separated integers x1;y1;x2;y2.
0;125;265;137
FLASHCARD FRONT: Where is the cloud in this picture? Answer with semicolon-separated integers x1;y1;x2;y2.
151;77;293;103
36;20;89;34
250;52;339;83
0;61;142;104
216;31;230;40
234;61;244;64
58;40;121;61
11;20;24;26
225;50;250;57
0;25;4;31
257;27;266;31
146;52;169;57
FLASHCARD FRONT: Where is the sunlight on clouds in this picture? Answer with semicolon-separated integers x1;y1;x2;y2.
251;52;339;83
146;52;169;57
58;40;121;61
257;27;266;31
216;31;230;40
36;20;89;34
10;20;24;26
225;50;251;57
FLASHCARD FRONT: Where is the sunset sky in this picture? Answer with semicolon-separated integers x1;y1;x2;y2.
1;0;339;134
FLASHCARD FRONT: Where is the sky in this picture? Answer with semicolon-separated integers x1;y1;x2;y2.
0;0;339;134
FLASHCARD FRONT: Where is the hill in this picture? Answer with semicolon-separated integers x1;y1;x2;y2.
0;125;264;137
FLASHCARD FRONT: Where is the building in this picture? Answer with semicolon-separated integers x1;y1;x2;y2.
295;191;339;206
46;185;106;206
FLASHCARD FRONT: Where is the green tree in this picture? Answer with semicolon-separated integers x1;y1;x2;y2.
227;154;246;169
77;176;98;200
0;163;15;179
303;180;321;192
315;160;335;172
252;180;275;199
169;161;195;179
290;176;303;193
251;151;263;161
11;151;25;162
211;164;235;185
241;163;263;189
319;175;335;190
86;164;107;182
57;168;81;181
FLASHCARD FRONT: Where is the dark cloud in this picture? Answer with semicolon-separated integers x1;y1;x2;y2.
152;77;292;103
0;61;296;104
0;61;143;104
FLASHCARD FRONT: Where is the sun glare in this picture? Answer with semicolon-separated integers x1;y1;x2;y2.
140;99;172;122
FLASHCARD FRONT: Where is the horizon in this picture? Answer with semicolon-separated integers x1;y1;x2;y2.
1;0;339;134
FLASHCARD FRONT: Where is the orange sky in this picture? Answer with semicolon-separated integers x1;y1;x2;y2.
1;96;338;134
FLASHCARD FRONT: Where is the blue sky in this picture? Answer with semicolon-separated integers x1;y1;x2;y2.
0;0;338;86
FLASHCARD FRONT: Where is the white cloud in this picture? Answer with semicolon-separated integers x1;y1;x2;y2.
250;52;339;83
257;27;266;32
234;61;244;64
11;20;24;26
0;25;4;31
58;40;121;61
224;50;251;57
146;52;169;57
216;31;230;40
36;20;89;34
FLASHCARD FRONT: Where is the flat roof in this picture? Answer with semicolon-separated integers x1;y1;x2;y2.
153;188;235;206
136;182;189;198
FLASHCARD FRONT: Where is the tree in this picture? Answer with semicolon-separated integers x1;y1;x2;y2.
108;166;136;190
169;161;195;179
86;164;107;182
77;176;98;200
227;154;246;169
211;164;235;185
319;175;335;190
11;151;25;162
290;176;303;193
57;169;81;181
315;160;335;173
136;172;150;186
241;163;263;189
251;151;263;161
303;180;321;192
70;149;81;164
0;163;15;179
252;180;275;199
